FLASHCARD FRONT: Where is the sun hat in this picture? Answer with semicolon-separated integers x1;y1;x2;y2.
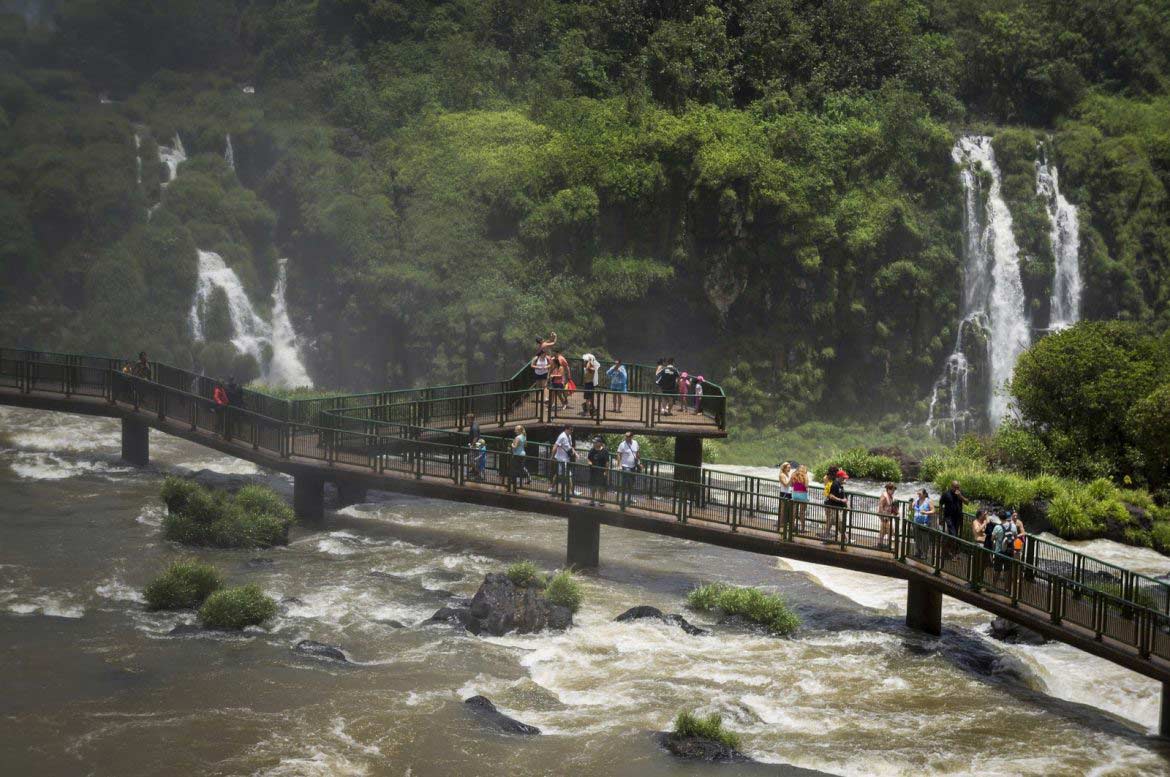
696;375;704;382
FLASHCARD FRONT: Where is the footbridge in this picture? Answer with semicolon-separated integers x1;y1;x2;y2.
4;347;1170;734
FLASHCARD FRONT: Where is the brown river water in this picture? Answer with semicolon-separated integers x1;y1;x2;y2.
2;407;1169;776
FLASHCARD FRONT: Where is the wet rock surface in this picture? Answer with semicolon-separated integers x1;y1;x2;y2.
615;605;709;635
654;732;754;763
293;639;348;662
431;573;572;636
988;617;1048;645
464;695;540;735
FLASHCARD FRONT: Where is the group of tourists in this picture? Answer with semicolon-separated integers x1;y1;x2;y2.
492;422;642;506
529;333;706;418
911;481;1027;571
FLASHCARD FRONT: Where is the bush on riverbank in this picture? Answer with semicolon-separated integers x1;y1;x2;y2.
161;478;294;548
672;711;741;750
506;561;545;588
143;559;224;610
198;585;277;630
813;448;902;482
687;583;799;636
543;569;582;613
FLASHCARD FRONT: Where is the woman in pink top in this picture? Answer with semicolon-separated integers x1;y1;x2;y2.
791;464;810;531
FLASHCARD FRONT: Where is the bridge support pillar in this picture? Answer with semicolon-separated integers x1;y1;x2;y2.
905;579;942;636
120;418;149;466
335;481;368;508
294;475;325;522
674;435;703;506
566;515;600;569
1162;683;1170;738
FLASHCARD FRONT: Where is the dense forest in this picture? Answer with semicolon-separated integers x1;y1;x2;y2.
1;0;1169;431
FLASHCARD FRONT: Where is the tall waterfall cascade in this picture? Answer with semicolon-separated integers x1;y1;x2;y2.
224;134;235;171
1036;157;1082;330
189;250;313;388
157;134;186;187
928;136;1032;436
133;133;142;185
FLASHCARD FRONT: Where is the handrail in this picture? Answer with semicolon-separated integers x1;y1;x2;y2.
3;346;1169;642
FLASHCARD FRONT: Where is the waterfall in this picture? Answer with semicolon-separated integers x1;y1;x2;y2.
133;133;142;185
928;136;1031;435
157;134;186;188
1036;158;1082;330
224;134;235;171
189;250;313;388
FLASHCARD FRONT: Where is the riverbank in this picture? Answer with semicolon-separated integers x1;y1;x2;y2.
707;421;942;468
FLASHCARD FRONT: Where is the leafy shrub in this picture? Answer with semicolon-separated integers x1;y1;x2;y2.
1046;491;1099;539
672;711;741;750
506;561;544;588
161;479;294;548
813;448;902;482
1151;522;1170;554
198;584;277;630
160;476;202;514
543;569;582;613
988;423;1054;475
686;583;800;636
143;559;224;610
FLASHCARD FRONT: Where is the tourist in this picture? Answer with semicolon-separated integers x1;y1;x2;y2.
792;464;810;532
678;371;691;413
473;438;488;481
993;511;1016;585
581;354;600;417
553;349;572;409
510;425;528;489
1009;509;1027;554
535;331;557;353
213;381;229;436
466;412;481;475
692;375;704;413
912;488;934;559
531;350;550;390
606;359;628;412
548;353;566;412
877;482;897;550
778;462;793;501
822;464;836;498
226;376;245;409
550;424;575;496
983;513;1000;584
617;431;640;505
940;481;967;537
587;436;609;506
972;509;989;545
135;351;150;378
824;469;849;541
657;357;679;415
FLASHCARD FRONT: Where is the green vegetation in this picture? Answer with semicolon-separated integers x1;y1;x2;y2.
161;478;295;548
143;559;224;610
687;583;799;636
813;448;902;483
708;421;940;468
543;569;583;614
198;584;277;630
672;711;742;751
506;561;545;588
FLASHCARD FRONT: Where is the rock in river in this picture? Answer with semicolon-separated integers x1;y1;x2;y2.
614;605;708;635
431;573;572;636
464;695;540;735
655;732;754;763
294;639;348;662
988;617;1048;646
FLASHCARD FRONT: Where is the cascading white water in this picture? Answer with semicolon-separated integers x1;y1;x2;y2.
929;136;1031;434
133;133;142;185
189;250;313;388
224;133;235;171
157;134;187;187
1036;158;1081;330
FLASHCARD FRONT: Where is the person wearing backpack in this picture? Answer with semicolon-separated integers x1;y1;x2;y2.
656;357;679;415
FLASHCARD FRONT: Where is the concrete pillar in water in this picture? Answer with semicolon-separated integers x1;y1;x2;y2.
674;435;703;507
120;418;149;466
1162;683;1170;738
335;481;368;508
294;475;325;522
566;514;600;569
905;579;942;636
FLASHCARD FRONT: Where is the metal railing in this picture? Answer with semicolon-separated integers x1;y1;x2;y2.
3;347;1169;667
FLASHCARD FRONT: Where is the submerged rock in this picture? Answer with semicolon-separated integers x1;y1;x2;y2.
615;605;709;636
988;617;1048;645
247;557;275;567
379;619;406;629
294;639;348;662
464;695;540;735
431;573;572;637
167;623;208;637
654;732;754;763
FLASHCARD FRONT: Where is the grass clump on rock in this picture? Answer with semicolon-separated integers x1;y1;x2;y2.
198;584;277;630
673;711;742;750
143;559;224;610
543;569;583;613
506;560;545;588
160;477;294;549
687;583;800;636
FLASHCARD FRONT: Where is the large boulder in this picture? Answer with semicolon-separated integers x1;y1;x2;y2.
294;639;348;662
615;605;708;636
988;617;1048;646
654;732;753;763
868;446;920;481
431;573;572;637
464;695;540;735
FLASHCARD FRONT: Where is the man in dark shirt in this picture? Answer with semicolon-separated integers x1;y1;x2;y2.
586;436;610;506
466;413;480;446
939;480;967;536
656;357;680;415
824;469;849;541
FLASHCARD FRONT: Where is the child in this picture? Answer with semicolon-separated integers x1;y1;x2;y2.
678;372;691;413
474;438;488;481
692;375;704;413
